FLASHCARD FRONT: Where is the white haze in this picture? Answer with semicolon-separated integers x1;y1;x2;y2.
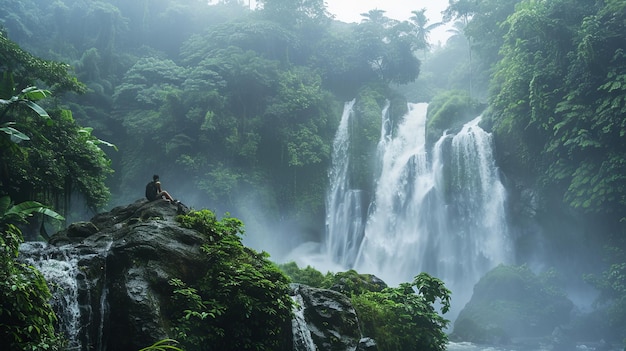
325;0;453;45
244;0;454;45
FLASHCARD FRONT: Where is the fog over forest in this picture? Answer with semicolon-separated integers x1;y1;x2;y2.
1;0;626;350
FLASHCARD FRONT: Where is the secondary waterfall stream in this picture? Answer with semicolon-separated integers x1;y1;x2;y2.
325;101;512;317
18;239;113;351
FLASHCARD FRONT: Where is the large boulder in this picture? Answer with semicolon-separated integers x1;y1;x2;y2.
21;199;368;351
22;199;208;350
451;264;574;345
291;284;362;351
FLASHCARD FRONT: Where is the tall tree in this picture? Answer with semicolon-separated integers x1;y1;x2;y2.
407;8;443;56
256;0;331;27
0;30;112;216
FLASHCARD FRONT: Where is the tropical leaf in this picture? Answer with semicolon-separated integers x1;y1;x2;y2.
20;87;50;101
5;201;64;221
138;338;183;351
0;124;30;143
22;100;50;119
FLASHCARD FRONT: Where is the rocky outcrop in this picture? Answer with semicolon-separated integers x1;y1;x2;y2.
291;284;362;351
20;199;369;351
451;264;574;345
21;199;204;350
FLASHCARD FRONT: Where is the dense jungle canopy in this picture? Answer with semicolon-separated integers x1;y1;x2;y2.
1;0;626;348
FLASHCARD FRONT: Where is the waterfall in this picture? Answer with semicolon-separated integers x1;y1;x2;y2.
291;294;317;351
19;242;83;350
325;99;362;267
327;102;511;317
354;103;438;282
19;239;112;351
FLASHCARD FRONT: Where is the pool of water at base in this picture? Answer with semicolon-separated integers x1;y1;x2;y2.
447;341;619;351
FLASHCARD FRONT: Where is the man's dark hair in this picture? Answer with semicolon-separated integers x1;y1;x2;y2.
153;174;159;181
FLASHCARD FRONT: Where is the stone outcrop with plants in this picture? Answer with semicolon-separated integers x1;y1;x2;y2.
20;199;391;351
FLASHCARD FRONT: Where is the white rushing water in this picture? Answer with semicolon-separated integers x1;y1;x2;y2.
19;239;113;351
19;242;83;350
325;102;512;318
325;99;362;267
291;294;317;351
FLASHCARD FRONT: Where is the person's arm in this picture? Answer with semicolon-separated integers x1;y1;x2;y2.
156;181;162;192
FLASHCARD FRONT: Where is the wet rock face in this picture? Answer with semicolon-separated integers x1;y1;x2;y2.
43;199;206;351
28;199;371;351
291;284;362;351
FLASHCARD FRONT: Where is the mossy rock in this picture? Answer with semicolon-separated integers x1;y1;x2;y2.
451;264;573;344
426;90;485;147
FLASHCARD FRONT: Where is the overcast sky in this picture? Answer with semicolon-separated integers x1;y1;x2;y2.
243;0;454;45
326;0;447;23
325;0;452;44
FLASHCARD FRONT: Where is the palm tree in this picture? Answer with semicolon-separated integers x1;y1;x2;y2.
407;8;443;57
360;9;390;25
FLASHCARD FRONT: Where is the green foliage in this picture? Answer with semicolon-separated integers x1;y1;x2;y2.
0;30;85;94
0;196;64;226
1;106;114;211
169;210;293;351
486;0;626;223
3;0;427;233
348;84;397;190
452;264;573;342
257;0;331;28
138;339;182;351
1;33;113;215
354;11;421;85
426;90;483;145
279;261;333;288
584;246;626;344
279;262;450;351
352;273;451;351
0;74;52;145
327;269;388;296
0;197;65;350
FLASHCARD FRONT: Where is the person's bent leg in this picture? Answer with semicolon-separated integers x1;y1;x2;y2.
161;191;174;201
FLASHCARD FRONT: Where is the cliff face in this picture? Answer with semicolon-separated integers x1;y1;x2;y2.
42;199;205;350
20;199;370;351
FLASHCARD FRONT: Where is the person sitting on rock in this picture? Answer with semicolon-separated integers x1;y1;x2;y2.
145;174;177;203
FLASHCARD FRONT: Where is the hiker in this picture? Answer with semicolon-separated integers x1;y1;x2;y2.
145;174;177;203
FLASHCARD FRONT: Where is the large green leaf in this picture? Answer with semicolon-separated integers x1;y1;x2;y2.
6;201;64;221
0;124;30;143
20;87;50;101
22;100;50;118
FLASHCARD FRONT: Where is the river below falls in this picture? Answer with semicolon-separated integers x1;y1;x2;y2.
447;341;618;351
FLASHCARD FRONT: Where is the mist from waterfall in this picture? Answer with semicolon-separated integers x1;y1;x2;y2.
325;102;512;317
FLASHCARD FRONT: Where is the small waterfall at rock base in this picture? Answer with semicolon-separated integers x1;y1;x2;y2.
291;293;317;351
19;240;112;351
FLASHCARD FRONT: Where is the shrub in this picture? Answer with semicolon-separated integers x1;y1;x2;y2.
169;209;293;351
0;225;65;350
280;262;451;351
352;273;451;351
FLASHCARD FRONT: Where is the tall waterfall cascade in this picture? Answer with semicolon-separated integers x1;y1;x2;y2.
325;99;362;267
325;102;512;316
